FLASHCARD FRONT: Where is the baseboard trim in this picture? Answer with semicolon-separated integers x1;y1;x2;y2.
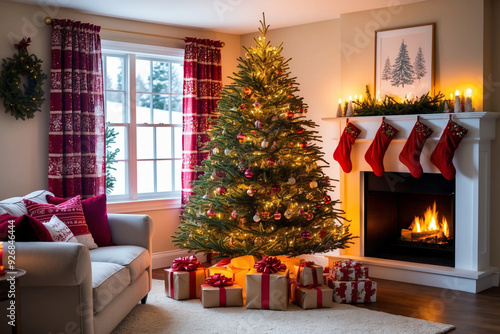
152;250;207;269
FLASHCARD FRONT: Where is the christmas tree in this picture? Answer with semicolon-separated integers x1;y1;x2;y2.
413;46;427;83
382;56;392;81
173;18;354;258
391;39;414;88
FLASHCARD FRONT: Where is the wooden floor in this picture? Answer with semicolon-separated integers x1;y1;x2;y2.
153;267;500;333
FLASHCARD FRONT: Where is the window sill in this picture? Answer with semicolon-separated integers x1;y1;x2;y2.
107;197;181;214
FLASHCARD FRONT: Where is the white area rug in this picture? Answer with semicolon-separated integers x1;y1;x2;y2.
112;279;455;334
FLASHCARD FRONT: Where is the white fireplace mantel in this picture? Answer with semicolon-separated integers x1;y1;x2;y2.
321;112;500;293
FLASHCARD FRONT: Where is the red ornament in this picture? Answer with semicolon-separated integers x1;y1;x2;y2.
296;127;305;134
323;194;332;204
240;104;247;110
244;168;254;178
247;187;256;196
301;229;311;240
267;157;275;166
272;184;281;193
262;212;270;219
244;87;252;97
207;206;215;217
306;212;314;221
253;102;261;109
319;229;327;239
217;185;227;195
274;211;282;220
299;208;305;215
286;111;294;120
231;210;238;219
237;132;246;143
255;118;262;129
300;141;308;148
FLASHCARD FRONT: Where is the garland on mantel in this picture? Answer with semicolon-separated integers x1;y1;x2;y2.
352;86;446;116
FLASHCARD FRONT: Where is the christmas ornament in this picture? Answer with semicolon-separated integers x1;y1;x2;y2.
270;140;277;152
224;148;232;155
299;208;305;215
334;121;361;173
261;139;269;148
284;209;292;219
238;161;246;172
309;180;318;188
0;37;47;120
217;185;227;195
247;187;256;196
262;212;270;219
296;127;305;134
274;211;282;220
323;194;332;204
253;101;261;109
286;111;294;120
267;157;275;166
272;184;281;193
212;147;219;155
300;141;308;149
255;118;262;128
287;176;296;185
203;191;211;199
254;237;263;246
301;229;311;240
399;118;433;178
207;206;215;217
240;104;247;110
210;171;219;181
231;210;238;219
319;229;327;239
244;87;252;97
244;168;254;178
306;212;314;221
253;213;261;222
237;132;246;143
365;119;399;177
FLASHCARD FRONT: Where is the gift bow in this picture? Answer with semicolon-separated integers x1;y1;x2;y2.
254;256;287;274
171;255;201;271
15;37;31;50
205;274;234;287
299;261;316;268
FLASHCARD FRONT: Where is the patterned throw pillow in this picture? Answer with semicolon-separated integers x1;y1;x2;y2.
24;196;98;249
43;215;78;243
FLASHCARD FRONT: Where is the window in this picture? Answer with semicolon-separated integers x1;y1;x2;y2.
102;41;184;202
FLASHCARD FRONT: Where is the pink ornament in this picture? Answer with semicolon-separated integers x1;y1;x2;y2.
301;229;311;240
207;206;215;217
244;168;254;178
217;185;227;195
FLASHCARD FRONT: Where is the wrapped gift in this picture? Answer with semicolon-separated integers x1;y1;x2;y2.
164;255;205;300
293;283;334;309
330;259;369;281
275;255;304;277
295;261;323;287
246;256;289;310
323;266;331;281
207;255;256;297
327;278;377;304
200;274;243;308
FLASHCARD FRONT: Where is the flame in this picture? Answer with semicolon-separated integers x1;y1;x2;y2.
409;202;450;238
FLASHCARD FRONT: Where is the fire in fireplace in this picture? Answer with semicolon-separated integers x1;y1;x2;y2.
364;172;455;267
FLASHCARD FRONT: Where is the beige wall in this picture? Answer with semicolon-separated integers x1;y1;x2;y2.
0;0;241;253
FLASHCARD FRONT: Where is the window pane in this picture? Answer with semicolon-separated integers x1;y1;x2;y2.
171;95;182;125
153;95;170;124
137;127;154;159
136;94;151;124
175;159;181;191
171;63;183;94
157;127;172;159
109;161;126;195
105;56;124;91
107;126;126;161
174;127;181;158
137;161;154;193
136;59;151;92
157;160;172;192
105;92;125;123
152;61;170;93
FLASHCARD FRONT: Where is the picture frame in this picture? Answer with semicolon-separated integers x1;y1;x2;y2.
375;23;435;100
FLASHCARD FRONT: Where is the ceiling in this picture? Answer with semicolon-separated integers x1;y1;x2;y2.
10;0;430;34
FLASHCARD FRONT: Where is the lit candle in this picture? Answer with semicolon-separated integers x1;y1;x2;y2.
336;98;343;117
346;96;353;117
454;90;462;112
465;88;473;112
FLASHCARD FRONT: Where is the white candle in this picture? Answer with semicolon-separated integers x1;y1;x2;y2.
336;98;343;117
454;90;462;113
465;88;473;112
346;96;353;117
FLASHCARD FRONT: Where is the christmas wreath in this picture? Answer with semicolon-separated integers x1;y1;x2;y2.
0;37;47;120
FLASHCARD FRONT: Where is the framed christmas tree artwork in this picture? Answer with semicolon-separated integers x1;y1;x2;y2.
375;23;434;101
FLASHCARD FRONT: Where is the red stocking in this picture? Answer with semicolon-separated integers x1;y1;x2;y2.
365;119;398;177
334;122;361;173
430;119;468;180
399;119;433;178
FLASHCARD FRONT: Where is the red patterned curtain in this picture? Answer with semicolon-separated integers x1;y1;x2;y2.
182;38;223;205
48;19;105;198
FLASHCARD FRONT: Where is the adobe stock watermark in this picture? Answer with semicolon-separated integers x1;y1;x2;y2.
341;0;404;63
4;219;17;329
213;0;244;21
6;0;70;51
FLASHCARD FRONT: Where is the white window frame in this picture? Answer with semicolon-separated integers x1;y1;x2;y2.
102;40;184;209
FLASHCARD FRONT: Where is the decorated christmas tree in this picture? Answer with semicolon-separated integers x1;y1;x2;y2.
173;18;354;258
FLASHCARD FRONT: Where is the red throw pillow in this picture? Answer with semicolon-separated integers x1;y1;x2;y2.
0;213;53;242
24;196;98;249
46;194;113;247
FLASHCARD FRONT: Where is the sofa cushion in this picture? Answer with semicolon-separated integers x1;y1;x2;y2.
90;245;149;282
91;262;130;313
43;215;79;243
0;213;53;241
0;190;54;216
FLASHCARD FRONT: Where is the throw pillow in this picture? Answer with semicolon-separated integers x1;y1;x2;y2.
46;194;113;247
43;215;78;243
0;213;53;242
24;196;98;249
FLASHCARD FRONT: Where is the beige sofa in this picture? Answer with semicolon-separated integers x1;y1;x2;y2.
0;190;153;334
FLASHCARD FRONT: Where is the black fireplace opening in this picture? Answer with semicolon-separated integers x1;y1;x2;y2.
364;172;455;267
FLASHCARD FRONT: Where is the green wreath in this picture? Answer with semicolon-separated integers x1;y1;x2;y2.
0;37;47;120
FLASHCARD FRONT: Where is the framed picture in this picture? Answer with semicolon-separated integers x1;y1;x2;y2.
375;23;434;100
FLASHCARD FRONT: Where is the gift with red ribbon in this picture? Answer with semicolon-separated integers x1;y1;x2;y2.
200;274;243;308
292;283;333;309
330;259;369;281
246;256;289;310
327;277;377;304
295;261;324;287
207;255;256;298
164;255;205;300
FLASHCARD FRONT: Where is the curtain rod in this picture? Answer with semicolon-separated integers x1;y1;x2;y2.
43;17;225;47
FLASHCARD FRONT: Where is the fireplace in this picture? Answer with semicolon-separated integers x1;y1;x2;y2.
321;112;500;293
364;172;455;267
